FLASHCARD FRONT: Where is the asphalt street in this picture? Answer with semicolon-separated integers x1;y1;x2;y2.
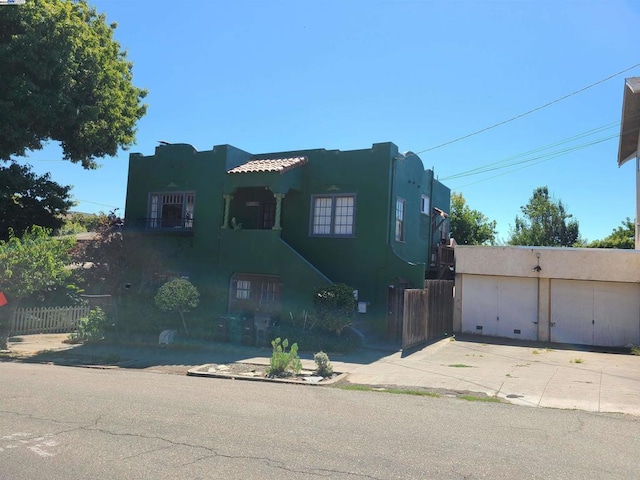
1;362;639;479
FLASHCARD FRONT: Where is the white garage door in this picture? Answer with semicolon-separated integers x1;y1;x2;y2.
461;275;538;341
550;280;640;347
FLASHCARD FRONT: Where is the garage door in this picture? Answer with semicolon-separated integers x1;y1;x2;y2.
461;275;538;341
550;280;640;347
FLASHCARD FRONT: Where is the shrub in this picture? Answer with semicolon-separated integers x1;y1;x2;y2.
154;278;200;335
313;283;356;334
70;307;109;342
267;338;302;377
314;351;333;377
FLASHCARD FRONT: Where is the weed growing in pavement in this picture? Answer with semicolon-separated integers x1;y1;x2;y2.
458;395;502;403
630;346;640;356
570;358;584;364
531;350;540;355
103;354;121;364
337;385;439;397
448;364;473;368
267;338;302;377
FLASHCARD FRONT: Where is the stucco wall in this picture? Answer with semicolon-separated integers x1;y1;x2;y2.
455;246;640;283
453;246;640;346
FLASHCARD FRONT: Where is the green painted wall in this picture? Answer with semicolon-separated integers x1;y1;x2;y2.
124;141;450;333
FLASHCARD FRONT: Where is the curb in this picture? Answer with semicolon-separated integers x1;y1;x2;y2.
187;364;348;386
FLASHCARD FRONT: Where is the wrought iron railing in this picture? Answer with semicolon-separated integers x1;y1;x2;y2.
137;218;194;233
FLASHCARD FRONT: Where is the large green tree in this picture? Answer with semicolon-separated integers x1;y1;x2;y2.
0;0;147;168
0;163;74;240
588;218;635;249
449;192;497;245
508;186;580;247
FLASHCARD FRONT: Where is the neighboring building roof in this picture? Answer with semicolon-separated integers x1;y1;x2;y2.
227;156;308;174
618;77;640;167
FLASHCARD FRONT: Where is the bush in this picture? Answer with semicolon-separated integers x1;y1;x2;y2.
69;307;109;342
154;278;200;335
314;351;333;377
313;283;356;334
267;338;302;377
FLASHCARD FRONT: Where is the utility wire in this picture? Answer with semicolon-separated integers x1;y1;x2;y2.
447;135;619;189
415;62;640;155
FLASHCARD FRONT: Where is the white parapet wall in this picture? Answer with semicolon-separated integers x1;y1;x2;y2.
453;246;640;346
455;245;640;282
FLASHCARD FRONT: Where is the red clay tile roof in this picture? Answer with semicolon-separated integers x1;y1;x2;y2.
227;156;308;174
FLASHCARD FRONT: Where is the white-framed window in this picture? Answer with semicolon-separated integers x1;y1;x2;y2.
310;194;355;237
260;282;279;303
421;195;430;215
148;192;195;229
236;280;251;299
395;197;405;242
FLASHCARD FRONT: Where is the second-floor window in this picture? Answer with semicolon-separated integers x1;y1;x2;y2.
310;194;355;237
395;197;405;242
149;192;195;229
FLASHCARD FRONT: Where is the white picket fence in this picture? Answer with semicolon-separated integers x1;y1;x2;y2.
11;305;90;335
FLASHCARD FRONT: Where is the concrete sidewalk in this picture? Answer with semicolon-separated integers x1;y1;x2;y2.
3;333;639;416
344;337;640;416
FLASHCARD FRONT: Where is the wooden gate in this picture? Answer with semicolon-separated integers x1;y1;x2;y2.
387;280;408;342
402;280;454;350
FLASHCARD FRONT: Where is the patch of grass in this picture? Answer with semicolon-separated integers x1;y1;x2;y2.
448;363;473;368
531;350;540;355
337;385;439;397
505;373;512;377
545;348;553;352
458;395;502;403
570;358;584;364
631;346;640;356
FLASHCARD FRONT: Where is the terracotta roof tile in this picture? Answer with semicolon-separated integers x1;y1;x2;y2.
227;156;308;174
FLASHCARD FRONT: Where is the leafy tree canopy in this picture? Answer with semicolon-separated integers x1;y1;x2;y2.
0;225;75;304
508;186;580;247
0;163;74;241
0;0;147;168
588;217;635;249
449;192;497;245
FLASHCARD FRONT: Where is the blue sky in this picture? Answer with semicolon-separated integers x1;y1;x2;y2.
20;0;640;242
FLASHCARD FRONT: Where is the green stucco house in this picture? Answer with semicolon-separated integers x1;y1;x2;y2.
124;141;451;338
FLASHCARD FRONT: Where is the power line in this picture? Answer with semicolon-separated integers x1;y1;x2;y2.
415;62;640;155
447;135;618;189
441;121;620;181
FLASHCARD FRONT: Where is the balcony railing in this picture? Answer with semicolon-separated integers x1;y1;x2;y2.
136;218;194;235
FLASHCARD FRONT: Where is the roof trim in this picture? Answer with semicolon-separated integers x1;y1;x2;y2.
618;77;640;167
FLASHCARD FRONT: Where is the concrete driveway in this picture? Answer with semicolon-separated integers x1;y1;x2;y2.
3;332;639;416
344;335;640;416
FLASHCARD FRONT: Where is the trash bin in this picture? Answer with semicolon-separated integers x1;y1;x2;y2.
225;313;245;344
214;316;228;342
241;317;256;346
254;315;273;347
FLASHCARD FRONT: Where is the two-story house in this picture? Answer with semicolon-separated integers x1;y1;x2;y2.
124;141;450;338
